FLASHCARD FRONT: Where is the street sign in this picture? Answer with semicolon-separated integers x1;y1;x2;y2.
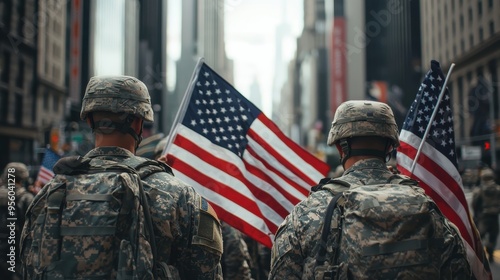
461;145;482;160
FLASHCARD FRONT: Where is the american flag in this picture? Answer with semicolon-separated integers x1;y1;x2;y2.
396;60;491;279
36;148;61;184
165;61;330;247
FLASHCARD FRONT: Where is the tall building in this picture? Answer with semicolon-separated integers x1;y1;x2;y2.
171;0;232;135
421;0;500;167
91;0;139;77
137;0;167;136
287;0;328;150
0;0;70;169
37;0;67;154
325;0;421;127
0;0;38;169
91;0;169;138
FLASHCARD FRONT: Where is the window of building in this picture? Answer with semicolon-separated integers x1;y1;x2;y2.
1;51;10;83
478;0;483;16
460;14;464;29
0;89;7;121
53;95;59;112
490;21;495;36
489;0;494;8
468;7;473;22
52;43;60;58
452;20;456;36
461;39;465;52
16;0;26;37
479;27;484;41
477;66;484;78
467;71;473;82
457;76;464;138
43;90;49;110
14;94;22;125
53;65;60;80
16;58;24;89
1;1;12;29
469;34;474;48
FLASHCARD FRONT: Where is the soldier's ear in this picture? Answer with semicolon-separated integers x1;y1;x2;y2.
335;143;344;157
131;117;143;134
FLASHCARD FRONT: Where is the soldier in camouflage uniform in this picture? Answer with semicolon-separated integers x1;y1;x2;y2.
472;167;500;262
20;76;223;279
220;222;253;280
1;163;34;280
269;100;472;279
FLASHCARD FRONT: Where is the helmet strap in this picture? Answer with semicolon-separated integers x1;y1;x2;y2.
339;139;350;165
90;114;143;149
338;138;392;165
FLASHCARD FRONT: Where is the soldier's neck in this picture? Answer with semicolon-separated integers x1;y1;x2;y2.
94;133;136;153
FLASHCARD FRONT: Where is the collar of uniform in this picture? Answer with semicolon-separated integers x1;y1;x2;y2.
85;146;135;158
343;158;388;176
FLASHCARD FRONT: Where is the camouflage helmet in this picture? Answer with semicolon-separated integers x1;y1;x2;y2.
2;162;29;183
327;100;399;147
80;76;154;122
480;168;495;181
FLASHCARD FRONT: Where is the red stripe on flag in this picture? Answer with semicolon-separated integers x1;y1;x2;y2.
37;167;54;184
209;202;273;247
173;133;290;218
171;153;279;235
170;134;281;233
245;145;307;202
398;141;475;248
243;147;303;206
256;114;330;182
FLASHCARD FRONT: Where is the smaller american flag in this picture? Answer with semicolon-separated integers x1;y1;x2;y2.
397;60;491;279
36;148;61;184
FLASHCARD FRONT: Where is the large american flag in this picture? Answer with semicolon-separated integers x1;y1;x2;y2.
165;61;330;247
36;148;61;184
396;60;491;279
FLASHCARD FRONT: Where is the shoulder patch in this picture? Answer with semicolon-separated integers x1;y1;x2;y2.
200;197;219;220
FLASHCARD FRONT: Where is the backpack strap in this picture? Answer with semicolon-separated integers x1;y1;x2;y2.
316;192;344;266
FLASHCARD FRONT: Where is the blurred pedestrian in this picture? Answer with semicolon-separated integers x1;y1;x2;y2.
472;167;500;262
0;162;34;280
243;235;271;280
221;222;253;280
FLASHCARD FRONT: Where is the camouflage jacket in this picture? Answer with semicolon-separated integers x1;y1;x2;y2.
221;222;253;280
21;147;223;279
269;158;472;279
472;180;500;215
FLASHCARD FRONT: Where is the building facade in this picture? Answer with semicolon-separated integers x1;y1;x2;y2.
171;0;233;135
421;0;500;168
36;0;67;155
0;0;68;170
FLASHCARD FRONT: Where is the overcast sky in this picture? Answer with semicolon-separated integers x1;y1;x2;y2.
167;0;303;117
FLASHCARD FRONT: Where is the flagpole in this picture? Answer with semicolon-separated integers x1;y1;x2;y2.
163;57;205;156
410;63;456;174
